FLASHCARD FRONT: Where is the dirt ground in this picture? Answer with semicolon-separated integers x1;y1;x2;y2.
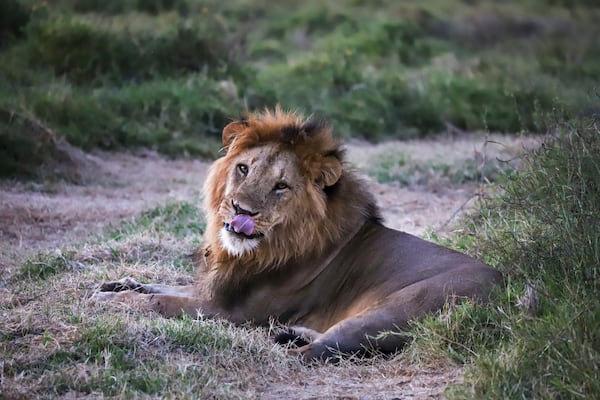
0;134;536;398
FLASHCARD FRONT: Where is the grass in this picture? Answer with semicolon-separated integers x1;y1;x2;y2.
3;198;450;398
2;0;600;177
18;249;77;280
367;155;506;186
4;117;598;397
406;115;600;399
1;0;599;397
112;201;205;241
0;200;294;398
2;117;598;397
350;132;525;190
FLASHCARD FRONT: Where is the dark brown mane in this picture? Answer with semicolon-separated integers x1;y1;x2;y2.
201;107;380;286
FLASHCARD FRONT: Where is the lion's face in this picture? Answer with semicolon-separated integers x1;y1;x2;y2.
203;109;345;264
216;143;312;257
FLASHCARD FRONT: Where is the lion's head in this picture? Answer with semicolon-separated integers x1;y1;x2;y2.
202;107;378;274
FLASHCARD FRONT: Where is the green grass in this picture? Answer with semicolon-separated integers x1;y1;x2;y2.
406;115;600;399
2;0;600;178
18;249;77;280
367;155;508;186
112;201;205;241
152;314;234;354
3;118;598;397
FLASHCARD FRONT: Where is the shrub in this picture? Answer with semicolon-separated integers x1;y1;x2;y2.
411;116;600;399
25;16;239;85
473;117;600;296
26;75;236;156
252;53;445;140
426;75;556;133
319;20;442;66
58;0;189;15
2;0;599;164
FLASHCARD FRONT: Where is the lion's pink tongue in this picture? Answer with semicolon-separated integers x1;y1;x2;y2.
230;214;255;236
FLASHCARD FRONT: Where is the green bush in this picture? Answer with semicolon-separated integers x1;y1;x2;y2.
264;4;357;38
2;0;600;170
252;53;445;140
428;76;556;132
26;75;235;155
57;0;189;15
26;15;238;84
0;107;83;180
319;20;442;66
410;116;600;399
0;115;47;179
474;117;600;296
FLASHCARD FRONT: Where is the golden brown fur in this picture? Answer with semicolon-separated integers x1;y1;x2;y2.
95;107;503;362
201;107;375;287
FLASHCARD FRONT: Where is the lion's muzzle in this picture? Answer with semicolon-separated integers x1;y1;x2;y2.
229;214;255;236
223;216;263;240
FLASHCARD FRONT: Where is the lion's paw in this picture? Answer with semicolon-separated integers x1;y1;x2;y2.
287;340;345;364
97;277;143;292
274;330;311;348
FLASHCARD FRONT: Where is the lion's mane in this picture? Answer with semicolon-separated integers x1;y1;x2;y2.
200;108;380;287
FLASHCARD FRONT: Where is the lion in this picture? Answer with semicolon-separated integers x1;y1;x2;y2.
94;107;503;362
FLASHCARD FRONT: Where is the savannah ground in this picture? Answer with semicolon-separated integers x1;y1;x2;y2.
1;134;534;399
1;0;599;398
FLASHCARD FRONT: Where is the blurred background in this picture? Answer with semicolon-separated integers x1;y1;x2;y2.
1;0;598;176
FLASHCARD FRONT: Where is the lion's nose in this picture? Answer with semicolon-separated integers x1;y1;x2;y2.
232;200;258;216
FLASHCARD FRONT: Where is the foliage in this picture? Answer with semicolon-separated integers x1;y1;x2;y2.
25;15;238;84
2;0;600;178
19;249;77;280
409;116;600;399
0;0;30;47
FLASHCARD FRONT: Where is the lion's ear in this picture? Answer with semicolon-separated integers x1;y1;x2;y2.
222;121;247;148
316;156;342;188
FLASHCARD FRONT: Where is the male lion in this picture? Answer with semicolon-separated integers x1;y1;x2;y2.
95;108;502;362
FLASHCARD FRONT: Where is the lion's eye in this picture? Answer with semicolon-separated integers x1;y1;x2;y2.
274;182;288;191
237;164;248;176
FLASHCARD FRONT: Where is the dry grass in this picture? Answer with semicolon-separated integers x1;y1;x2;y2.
0;135;535;398
1;210;462;399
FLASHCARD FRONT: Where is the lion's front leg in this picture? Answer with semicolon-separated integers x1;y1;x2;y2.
287;310;409;363
92;277;208;318
97;277;197;297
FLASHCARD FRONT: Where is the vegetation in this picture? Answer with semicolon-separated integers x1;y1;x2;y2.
1;0;599;398
1;0;599;177
0;200;295;398
409;117;600;399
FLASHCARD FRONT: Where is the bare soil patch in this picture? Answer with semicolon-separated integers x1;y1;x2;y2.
0;134;536;399
0;151;210;270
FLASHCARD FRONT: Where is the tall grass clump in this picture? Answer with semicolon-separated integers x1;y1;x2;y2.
462;116;599;399
409;116;600;399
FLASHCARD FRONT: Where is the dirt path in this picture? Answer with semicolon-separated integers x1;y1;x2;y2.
2;133;533;260
0;134;536;398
